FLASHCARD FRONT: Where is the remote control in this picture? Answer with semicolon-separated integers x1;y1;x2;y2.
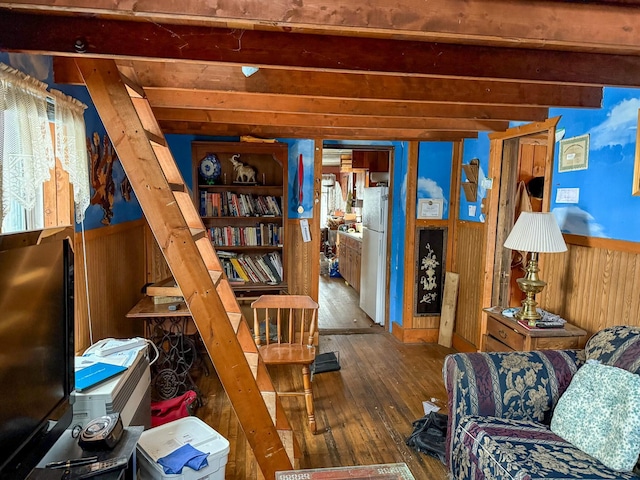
68;456;128;479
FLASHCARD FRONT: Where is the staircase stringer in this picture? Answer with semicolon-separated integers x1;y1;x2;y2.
75;58;294;480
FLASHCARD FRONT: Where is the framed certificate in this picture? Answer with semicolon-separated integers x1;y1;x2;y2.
559;134;589;173
417;198;444;219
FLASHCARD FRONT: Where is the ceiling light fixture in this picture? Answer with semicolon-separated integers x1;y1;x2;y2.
241;66;259;77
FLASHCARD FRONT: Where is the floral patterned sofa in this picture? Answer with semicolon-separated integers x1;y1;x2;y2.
443;325;640;480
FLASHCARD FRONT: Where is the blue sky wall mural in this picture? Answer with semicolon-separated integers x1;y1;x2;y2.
389;141;408;329
461;87;640;243
416;142;453;220
548;88;640;242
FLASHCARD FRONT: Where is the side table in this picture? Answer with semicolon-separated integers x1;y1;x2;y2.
482;306;588;352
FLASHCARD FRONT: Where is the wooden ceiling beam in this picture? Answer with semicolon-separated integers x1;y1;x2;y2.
157;121;478;141
51;59;552;121
58;60;599;109
144;89;550;122
3;10;640;87
126;63;603;108
4;1;640;55
152;107;510;132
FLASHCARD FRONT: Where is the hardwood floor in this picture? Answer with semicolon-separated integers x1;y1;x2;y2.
194;332;454;479
318;274;378;332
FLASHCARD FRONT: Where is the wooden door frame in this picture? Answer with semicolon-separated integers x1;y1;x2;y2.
478;117;560;348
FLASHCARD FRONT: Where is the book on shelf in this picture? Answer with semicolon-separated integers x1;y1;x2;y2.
230;258;250;282
220;252;283;285
200;191;283;218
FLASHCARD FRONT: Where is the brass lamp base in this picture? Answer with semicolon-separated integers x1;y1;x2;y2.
514;252;546;326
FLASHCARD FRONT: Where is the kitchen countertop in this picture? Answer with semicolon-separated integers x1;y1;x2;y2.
337;229;362;241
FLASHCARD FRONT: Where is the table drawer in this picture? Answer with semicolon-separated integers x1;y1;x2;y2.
483;334;514;352
486;316;525;351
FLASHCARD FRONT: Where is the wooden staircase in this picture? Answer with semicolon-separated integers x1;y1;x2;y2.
75;58;299;479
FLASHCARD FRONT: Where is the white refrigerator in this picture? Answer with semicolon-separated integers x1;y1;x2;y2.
359;186;389;325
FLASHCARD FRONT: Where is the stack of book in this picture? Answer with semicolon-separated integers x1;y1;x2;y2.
513;309;567;330
219;251;283;284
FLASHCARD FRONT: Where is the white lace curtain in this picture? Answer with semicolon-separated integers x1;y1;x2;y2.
50;89;90;222
0;62;90;227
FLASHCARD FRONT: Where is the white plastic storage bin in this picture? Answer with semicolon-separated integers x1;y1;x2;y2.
137;417;230;480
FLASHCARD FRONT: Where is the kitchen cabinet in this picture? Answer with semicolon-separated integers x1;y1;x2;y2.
337;231;362;293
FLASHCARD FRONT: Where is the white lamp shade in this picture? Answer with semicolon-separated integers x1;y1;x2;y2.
504;212;567;253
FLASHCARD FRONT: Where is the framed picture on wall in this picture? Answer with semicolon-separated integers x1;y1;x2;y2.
414;227;447;316
559;134;590;173
417;198;444;219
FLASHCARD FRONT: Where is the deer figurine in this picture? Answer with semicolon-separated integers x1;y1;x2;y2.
229;154;257;183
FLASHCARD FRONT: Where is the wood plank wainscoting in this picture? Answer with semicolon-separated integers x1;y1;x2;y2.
539;234;640;337
74;219;147;354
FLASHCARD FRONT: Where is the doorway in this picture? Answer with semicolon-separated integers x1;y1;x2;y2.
480;118;559;335
317;145;391;332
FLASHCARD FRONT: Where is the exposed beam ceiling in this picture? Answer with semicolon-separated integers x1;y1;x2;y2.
3;2;638;140
2;11;640;86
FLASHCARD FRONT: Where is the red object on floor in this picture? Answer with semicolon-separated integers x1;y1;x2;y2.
150;390;198;427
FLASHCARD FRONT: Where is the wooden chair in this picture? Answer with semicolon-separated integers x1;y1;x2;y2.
251;294;319;434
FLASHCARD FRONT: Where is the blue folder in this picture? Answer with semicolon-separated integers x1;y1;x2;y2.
75;362;128;392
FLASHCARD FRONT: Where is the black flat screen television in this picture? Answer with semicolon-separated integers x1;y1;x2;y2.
0;227;75;479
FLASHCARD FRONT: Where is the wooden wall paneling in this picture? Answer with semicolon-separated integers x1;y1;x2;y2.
400;141;419;334
383;147;394;331
539;239;640;338
286;218;316;296
449;141;463;273
310;139;323;301
452;222;485;349
144;221;172;283
73;220;147;354
285;142;320;298
287;140;320;298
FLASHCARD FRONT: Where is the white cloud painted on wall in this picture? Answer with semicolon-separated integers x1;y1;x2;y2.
589;97;640;150
417;177;448;215
401;172;407;215
553;206;608;238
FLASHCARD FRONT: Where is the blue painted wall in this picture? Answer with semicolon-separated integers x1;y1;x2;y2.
460;87;640;243
389;142;408;329
549;89;640;242
280;139;315;219
416;142;454;219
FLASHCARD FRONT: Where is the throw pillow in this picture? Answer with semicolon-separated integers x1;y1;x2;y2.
550;360;640;472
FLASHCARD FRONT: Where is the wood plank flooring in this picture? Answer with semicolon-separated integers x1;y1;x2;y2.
318;274;378;331
194;332;454;479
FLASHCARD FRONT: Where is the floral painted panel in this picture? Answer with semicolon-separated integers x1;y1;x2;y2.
414;227;446;316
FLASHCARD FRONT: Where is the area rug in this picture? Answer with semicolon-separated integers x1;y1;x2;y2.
275;463;415;479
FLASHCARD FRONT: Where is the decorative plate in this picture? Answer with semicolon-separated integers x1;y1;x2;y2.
199;153;221;184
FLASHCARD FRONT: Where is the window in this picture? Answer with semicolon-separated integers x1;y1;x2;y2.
0;63;90;233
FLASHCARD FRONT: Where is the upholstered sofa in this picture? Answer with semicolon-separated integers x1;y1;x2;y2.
443;325;640;480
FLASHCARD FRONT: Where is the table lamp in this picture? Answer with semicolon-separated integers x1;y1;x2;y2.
503;211;567;325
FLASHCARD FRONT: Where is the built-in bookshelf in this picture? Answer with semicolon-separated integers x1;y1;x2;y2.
192;141;288;295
